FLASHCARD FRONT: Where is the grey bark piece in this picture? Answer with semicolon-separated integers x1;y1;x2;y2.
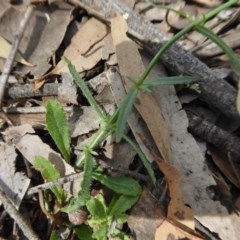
74;0;239;120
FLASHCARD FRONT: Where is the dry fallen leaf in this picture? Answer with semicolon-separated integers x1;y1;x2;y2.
155;218;204;240
153;155;195;229
4;124;78;195
0;3;73;76
69;106;101;138
50;17;108;75
128;187;165;240
0;142;30;209
0;35;34;67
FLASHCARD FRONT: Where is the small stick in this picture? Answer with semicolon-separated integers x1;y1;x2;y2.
0;186;40;240
0;5;34;108
27;172;84;196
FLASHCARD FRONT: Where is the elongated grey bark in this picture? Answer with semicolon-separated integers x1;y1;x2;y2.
71;0;239;120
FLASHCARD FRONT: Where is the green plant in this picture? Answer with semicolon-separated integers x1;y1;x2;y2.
33;1;240;238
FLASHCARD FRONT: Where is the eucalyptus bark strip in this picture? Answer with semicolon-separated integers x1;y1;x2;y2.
68;0;239;121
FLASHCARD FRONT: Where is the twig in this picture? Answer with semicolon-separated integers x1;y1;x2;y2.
27;172;83;196
188;114;240;163
0;186;40;240
0;5;34;108
68;0;240;121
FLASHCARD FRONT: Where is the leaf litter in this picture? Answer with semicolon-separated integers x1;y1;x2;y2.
0;0;240;239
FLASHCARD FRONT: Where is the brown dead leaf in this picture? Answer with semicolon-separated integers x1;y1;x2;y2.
190;0;221;7
4;124;74;177
155;218;204;240
166;3;198;30
128;187;165;240
69;106;101;138
0;35;34;67
50;17;107;75
209;145;240;190
0;3;73;76
111;14;171;162
153;154;195;229
0;142;30;209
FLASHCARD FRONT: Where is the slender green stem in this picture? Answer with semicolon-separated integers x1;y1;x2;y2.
138;0;238;85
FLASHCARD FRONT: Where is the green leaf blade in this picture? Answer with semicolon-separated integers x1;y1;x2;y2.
34;156;64;204
108;195;139;216
64;57;107;122
93;173;142;197
46;100;70;163
86;194;107;220
116;88;138;142
142;76;199;89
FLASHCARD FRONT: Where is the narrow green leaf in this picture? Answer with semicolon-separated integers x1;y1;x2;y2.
74;225;94;240
63;151;93;212
86;194;107;220
49;231;58;240
123;135;156;184
108;195;139;216
116;88;138;142
142;76;199;89
195;25;240;74
34;156;64;204
46;100;70;163
64;57;107;122
93;173;142;197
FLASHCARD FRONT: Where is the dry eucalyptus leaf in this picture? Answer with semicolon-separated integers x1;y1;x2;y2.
128;188;164;240
69;106;100;138
156;219;204;240
0;35;34;68
50;18;107;75
58;72;78;105
0;142;30;209
0;3;73;76
4;124;74;177
155;160;194;228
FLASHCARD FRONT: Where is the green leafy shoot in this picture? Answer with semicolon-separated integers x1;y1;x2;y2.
93;172;142;197
123;135;156;184
86;194;134;240
62;149;93;213
34;156;65;205
64;57;107;123
86;194;109;240
46;100;70;163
